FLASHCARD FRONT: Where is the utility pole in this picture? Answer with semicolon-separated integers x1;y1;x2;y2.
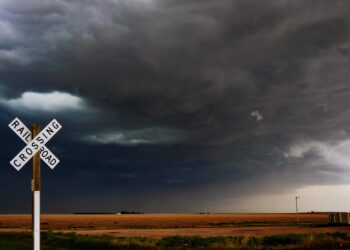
295;196;300;224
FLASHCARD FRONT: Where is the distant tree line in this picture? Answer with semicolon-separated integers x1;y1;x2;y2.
120;210;144;214
74;212;115;215
73;211;145;215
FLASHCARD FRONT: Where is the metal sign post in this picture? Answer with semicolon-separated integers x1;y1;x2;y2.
9;118;62;250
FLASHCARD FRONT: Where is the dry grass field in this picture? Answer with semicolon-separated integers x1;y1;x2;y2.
2;213;350;249
2;213;348;239
0;213;327;230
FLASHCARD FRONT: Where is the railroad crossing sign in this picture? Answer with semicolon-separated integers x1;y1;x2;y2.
9;118;62;171
9;118;62;250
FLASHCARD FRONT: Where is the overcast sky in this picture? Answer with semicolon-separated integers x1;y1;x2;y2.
1;0;350;213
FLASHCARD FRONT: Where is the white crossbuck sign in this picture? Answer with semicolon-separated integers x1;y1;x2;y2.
9;118;62;171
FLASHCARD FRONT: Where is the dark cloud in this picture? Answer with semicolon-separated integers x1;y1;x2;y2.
1;0;350;212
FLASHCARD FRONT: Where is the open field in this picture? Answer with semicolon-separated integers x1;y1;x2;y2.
0;213;328;230
2;213;350;249
1;213;349;238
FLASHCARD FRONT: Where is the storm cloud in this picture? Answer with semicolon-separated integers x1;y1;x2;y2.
1;0;350;212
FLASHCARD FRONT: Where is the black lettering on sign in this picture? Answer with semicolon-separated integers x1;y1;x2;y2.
25;148;33;155
50;158;56;166
23;131;30;142
25;134;31;142
19;154;27;161
14;160;21;168
31;141;39;150
11;120;19;129
42;132;48;139
36;136;44;144
16;127;24;135
40;147;45;152
52;121;60;129
45;155;52;162
46;127;54;135
42;150;48;157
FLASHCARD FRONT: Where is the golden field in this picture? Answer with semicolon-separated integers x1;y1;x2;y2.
2;213;348;238
0;213;327;230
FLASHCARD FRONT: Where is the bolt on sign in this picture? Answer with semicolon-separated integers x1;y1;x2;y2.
9;117;62;250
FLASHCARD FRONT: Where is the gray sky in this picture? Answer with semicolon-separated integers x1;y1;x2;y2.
1;0;350;213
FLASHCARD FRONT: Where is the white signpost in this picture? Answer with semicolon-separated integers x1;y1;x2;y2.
9;118;62;250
